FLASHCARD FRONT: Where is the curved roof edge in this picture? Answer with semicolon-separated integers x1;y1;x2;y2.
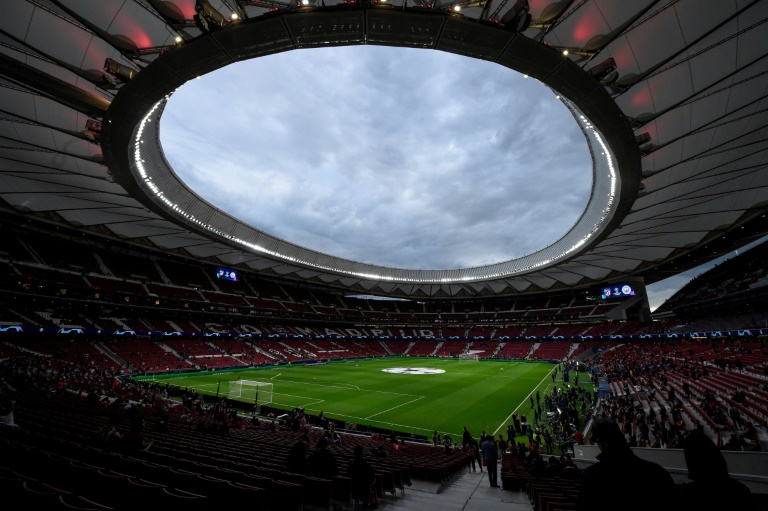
102;8;640;297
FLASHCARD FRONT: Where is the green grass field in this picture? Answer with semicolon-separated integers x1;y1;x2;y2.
135;357;558;441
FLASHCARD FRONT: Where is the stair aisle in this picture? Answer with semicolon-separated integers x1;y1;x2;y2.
373;465;533;511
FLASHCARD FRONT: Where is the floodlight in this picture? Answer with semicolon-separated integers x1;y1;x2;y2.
588;57;619;85
636;132;655;155
104;58;137;83
85;119;102;133
500;0;531;32
82;119;102;142
635;132;651;146
194;0;228;32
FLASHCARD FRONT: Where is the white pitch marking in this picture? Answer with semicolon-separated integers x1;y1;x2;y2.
492;366;555;437
365;396;424;420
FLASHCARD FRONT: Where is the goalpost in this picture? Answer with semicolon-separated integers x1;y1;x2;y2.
458;352;480;362
226;380;274;405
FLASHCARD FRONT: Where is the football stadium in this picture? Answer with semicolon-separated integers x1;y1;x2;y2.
1;1;768;510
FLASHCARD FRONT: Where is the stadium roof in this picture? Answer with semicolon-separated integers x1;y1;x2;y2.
1;0;767;300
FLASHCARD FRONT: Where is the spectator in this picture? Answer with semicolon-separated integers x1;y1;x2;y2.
721;432;746;451
371;445;388;459
348;445;378;509
465;436;479;472
575;419;676;511
96;416;123;447
561;454;580;478
677;432;751;510
481;434;499;488
286;435;309;474
468;436;483;473
0;395;17;430
543;456;563;477
443;434;452;454
121;416;153;452
307;436;339;478
498;434;508;454
462;426;471;448
743;421;760;449
543;429;554;453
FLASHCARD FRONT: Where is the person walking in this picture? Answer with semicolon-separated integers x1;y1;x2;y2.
481;434;499;487
462;426;471;448
466;436;483;472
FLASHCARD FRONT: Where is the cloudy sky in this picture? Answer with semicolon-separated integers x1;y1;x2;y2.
160;45;592;271
159;44;758;311
645;236;768;312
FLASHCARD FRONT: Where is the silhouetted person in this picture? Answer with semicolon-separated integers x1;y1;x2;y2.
121;416;152;452
467;436;482;472
677;432;751;510
481;434;499;487
348;445;378;508
286;435;309;474
307;436;339;478
575;419;676;511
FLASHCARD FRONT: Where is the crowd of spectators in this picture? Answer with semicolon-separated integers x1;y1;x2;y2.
583;338;767;452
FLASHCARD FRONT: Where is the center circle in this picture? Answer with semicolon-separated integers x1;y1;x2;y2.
382;367;446;374
160;46;592;270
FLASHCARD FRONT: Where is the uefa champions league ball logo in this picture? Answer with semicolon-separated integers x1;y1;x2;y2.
382;368;445;374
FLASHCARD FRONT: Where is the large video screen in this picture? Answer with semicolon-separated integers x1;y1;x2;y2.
601;283;635;299
216;267;238;282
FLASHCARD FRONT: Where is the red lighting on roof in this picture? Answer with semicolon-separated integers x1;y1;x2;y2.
527;0;549;11
630;86;652;109
572;14;601;45
176;0;198;19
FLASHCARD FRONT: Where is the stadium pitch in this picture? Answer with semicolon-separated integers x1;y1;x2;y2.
136;357;559;440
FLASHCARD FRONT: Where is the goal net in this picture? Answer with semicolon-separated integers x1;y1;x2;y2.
226;380;274;405
458;352;480;362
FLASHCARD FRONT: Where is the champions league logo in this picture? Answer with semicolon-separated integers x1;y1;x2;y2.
382;368;446;375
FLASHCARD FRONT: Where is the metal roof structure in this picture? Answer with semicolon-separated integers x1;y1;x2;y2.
1;0;767;300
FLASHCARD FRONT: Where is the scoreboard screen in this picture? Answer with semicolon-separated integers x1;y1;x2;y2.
601;283;635;299
216;267;238;282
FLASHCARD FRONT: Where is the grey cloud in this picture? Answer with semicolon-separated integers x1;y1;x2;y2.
162;45;592;270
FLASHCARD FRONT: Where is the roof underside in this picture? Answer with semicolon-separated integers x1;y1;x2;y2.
1;0;768;300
